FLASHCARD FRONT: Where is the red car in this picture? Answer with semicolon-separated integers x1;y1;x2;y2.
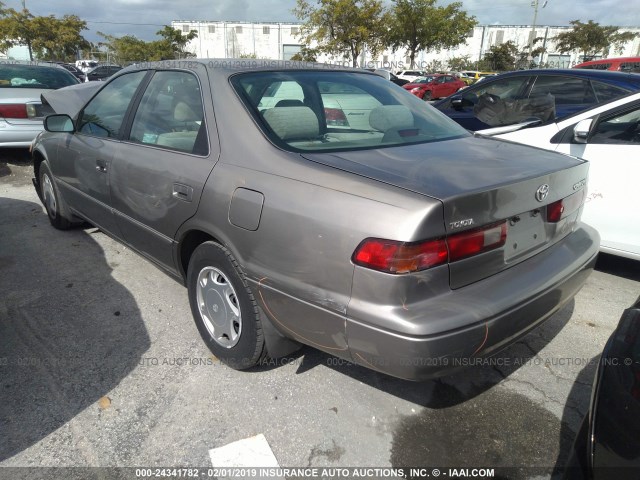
403;73;466;100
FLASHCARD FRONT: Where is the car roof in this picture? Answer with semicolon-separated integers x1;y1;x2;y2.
493;68;640;82
119;58;362;78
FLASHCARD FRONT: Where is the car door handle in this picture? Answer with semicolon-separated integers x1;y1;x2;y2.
96;159;108;173
172;183;193;202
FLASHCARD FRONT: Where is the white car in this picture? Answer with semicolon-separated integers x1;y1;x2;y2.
394;70;427;82
477;91;640;261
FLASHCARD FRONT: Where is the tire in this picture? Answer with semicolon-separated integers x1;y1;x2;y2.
187;241;267;369
423;90;432;101
39;161;71;230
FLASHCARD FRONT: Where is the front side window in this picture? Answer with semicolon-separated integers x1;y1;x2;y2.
232;71;468;152
589;104;640;145
129;71;207;155
77;71;147;138
461;75;530;106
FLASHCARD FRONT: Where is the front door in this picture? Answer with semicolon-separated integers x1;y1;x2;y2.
54;70;148;236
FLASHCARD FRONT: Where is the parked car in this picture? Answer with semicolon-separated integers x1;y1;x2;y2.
403;73;466;100
0;61;79;147
58;63;86;82
461;70;498;83
433;69;640;131
394;69;427;82
85;64;123;82
32;61;599;380
564;296;640;480
450;71;475;86
477;91;640;261
574;56;640;73
76;59;98;73
372;68;408;86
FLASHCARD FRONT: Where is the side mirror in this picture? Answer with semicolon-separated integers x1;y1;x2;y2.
44;114;75;133
451;96;463;109
573;118;593;144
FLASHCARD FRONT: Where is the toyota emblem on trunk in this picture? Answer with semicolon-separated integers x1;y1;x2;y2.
535;184;549;202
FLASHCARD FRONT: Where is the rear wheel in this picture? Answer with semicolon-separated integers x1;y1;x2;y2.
187;241;267;369
39;161;71;230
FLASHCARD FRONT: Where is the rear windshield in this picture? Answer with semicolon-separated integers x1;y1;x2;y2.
231;70;468;152
0;64;78;89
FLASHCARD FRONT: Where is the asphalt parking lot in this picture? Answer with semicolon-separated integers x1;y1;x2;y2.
1;150;639;479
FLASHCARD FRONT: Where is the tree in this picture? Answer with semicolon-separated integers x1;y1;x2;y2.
97;33;152;64
447;55;472;71
554;20;638;62
98;27;197;64
152;25;198;60
0;6;36;60
479;41;519;71
293;0;388;67
30;15;90;61
387;0;477;68
0;4;89;62
290;46;319;62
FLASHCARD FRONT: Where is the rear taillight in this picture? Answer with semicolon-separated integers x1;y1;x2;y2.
353;221;507;274
0;103;37;119
324;107;349;127
352;238;448;273
447;221;507;262
546;191;584;223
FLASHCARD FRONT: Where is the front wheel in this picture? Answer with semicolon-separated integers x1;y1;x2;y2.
39;161;71;230
423;90;433;101
187;241;267;369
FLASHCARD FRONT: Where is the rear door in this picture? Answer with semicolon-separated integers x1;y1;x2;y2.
109;69;219;271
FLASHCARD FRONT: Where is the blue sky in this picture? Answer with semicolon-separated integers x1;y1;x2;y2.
11;0;640;42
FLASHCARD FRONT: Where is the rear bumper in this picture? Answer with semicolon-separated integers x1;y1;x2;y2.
0;119;44;147
345;224;600;381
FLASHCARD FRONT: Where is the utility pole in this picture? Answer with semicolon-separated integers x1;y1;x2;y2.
527;0;547;67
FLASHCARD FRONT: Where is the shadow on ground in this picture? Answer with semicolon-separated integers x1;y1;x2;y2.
595;253;640;282
0;197;150;461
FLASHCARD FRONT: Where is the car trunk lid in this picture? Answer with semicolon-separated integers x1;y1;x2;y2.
302;135;589;288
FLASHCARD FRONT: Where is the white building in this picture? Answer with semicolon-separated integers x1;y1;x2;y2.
172;20;640;70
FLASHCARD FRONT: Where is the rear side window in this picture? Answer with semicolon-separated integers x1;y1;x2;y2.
129;70;207;155
576;63;611;70
620;62;640;72
77;71;147;138
529;76;596;105
591;81;631;103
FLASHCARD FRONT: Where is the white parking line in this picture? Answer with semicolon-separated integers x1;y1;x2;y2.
209;434;283;479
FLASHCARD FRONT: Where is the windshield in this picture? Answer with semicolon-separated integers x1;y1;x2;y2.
232;71;468;153
0;64;78;89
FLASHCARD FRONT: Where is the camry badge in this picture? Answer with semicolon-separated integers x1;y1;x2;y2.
535;184;549;202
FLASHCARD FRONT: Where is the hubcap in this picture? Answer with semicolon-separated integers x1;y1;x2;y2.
196;266;242;348
42;173;56;218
